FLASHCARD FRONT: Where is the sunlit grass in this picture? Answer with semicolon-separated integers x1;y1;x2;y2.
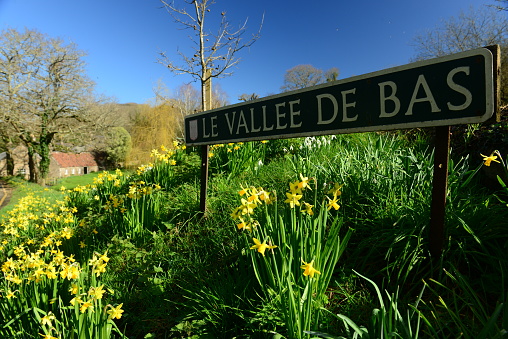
1;134;507;337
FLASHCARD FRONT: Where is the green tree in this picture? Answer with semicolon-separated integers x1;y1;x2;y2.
105;127;132;167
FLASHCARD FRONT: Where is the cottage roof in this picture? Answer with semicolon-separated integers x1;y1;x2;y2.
52;152;98;168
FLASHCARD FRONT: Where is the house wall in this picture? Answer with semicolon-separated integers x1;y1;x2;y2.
48;157;61;179
0;153;8;177
58;165;99;178
10;146;30;180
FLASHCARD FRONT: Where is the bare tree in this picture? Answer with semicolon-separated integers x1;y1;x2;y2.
491;0;508;11
0;28;102;183
411;5;508;102
211;81;229;108
281;65;324;92
174;82;200;114
412;6;508;60
238;93;260;102
158;0;262;111
281;65;340;92
325;67;340;82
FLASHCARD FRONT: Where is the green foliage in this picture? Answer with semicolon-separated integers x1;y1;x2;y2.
105;127;132;166
1;133;507;337
308;271;424;339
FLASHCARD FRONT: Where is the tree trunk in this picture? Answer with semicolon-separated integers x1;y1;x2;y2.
27;145;38;183
36;131;56;185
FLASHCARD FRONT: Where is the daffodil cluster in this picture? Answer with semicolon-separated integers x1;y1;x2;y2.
149;143;186;165
284;174;314;213
92;169;124;187
0;194;77;252
231;185;274;232
231;175;345;280
126;181;161;199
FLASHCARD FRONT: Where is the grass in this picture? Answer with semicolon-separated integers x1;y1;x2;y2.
51;170;130;190
0;133;507;338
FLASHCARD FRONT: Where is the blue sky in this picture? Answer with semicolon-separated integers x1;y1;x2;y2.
0;0;497;104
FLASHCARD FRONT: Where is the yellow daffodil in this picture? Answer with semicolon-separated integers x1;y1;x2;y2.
289;181;302;194
301;260;321;278
89;285;106;300
327;196;340;211
285;191;303;208
41;312;56;327
327;183;343;197
239;199;257;215
301;202;314;215
250;238;277;256
107;303;124;320
481;152;501;166
258;189;273;204
69;284;79;295
298;174;311;190
5;289;17;299
236;218;251;231
70;296;82;306
80;300;93;313
39;333;58;339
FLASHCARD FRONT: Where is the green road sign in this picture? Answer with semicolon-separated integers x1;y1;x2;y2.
185;48;494;146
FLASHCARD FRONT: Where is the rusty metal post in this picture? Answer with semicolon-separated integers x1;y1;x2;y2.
429;125;451;257
199;71;212;216
199;144;209;215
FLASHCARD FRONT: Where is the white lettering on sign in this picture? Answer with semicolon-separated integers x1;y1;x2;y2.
289;100;302;128
316;94;338;125
378;81;401;118
341;88;358;122
236;110;249;134
262;105;274;131
405;74;441;116
250;108;262;132
226;112;236;134
379;68;473;119
275;102;287;130
447;66;472;111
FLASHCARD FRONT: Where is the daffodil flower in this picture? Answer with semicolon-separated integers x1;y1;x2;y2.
327;183;343;197
298;174;312;190
285;191;303;208
481;152;501;166
88;285;106;300
301;202;314;215
326;196;340;210
107;303;124;320
289;181;303;194
236;218;252;231
301;260;321;278
250;238;277;256
41;312;56;327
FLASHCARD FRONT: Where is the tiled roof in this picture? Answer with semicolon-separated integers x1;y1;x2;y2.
51;152;98;168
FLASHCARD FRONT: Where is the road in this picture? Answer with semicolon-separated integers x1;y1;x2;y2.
0;180;11;209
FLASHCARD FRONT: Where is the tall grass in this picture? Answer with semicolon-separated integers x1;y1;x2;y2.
0;134;506;338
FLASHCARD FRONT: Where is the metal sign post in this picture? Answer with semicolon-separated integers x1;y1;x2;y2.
429;126;451;257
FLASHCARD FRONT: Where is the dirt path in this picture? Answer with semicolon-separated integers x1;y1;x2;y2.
0;180;13;210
